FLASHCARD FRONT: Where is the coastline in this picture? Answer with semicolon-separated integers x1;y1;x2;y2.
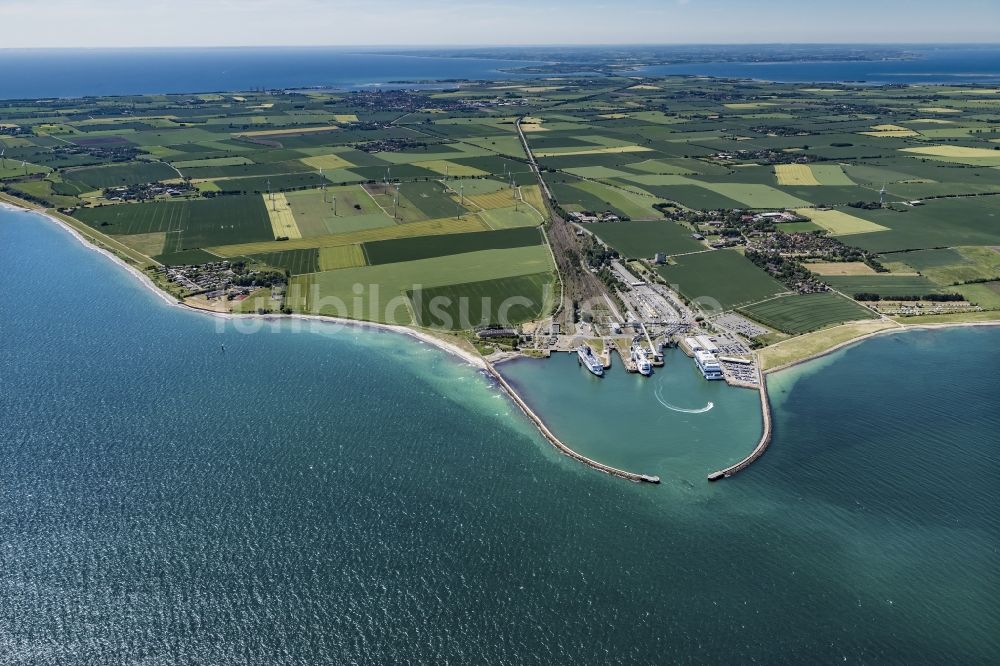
0;200;487;370
762;319;1000;377
5;197;996;485
2;199;664;484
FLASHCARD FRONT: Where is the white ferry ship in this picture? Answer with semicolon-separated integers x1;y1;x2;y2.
694;350;724;380
630;345;653;376
577;345;605;377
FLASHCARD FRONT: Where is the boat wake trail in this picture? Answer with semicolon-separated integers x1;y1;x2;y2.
654;386;714;414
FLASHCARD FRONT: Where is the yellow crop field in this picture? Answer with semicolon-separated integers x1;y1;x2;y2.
775;164;821;186
807;262;877;276
520;123;548;132
909;118;955;124
300;154;354;170
417;160;488;177
534;145;652;158
794;208;890;236
918;107;961;114
208;216;488;257
234;125;339;138
467;189;520;210
520;185;546;215
861;124;920;138
319;244;366;271
334;114;359;123
723;102;776;109
118;232;168;257
901;145;1000;158
265;194;302;240
628;84;661;90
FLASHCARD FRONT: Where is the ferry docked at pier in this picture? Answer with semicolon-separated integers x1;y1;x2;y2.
694;350;724;380
630;345;653;376
577;345;605;377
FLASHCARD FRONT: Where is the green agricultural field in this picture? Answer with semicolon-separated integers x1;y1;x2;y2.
696;183;811;209
588;221;704;259
956;281;1000;309
883;246;1000;285
738;293;877;334
448;178;506;196
808;164;855;186
284;186;394;237
563;166;635;179
209;216;489;257
775;221;824;233
886;248;967;270
209;173;329;194
409;272;556;330
73;195;273;251
66;162;179;188
839;198;1000;252
287;245;555;324
480;205;545;229
7;77;1000;335
171;156;254;169
154;248;222;266
642;184;746;210
656;249;786;311
570;180;659;219
363;227;542;265
398;180;469;219
247;248;320;275
4;179;79;207
824;275;942;298
179;159;313;180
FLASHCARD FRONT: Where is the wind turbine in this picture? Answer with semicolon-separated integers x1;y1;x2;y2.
0;148;5;169
393;184;400;220
879;183;887;206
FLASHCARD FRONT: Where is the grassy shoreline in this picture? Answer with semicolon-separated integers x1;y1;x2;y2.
759;317;1000;375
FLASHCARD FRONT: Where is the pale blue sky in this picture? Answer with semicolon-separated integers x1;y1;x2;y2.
0;0;997;48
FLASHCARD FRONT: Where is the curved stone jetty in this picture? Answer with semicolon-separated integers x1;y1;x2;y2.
487;364;661;484
708;379;772;481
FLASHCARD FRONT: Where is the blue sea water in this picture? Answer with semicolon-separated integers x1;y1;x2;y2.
0;45;999;100
639;45;1000;84
0;48;545;100
1;204;998;664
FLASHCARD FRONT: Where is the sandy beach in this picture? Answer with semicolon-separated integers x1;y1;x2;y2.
5;197;997;485
0;200;487;371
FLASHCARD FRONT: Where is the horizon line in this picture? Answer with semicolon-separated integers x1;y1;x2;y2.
1;42;999;51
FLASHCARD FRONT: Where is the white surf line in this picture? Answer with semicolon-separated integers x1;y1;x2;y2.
653;385;714;414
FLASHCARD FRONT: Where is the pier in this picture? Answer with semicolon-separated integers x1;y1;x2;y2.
707;376;773;481
486;363;661;484
611;340;638;373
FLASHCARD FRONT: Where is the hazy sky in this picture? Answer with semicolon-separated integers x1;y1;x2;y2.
0;0;997;48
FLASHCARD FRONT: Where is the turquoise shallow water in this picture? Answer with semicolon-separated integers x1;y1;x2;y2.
1;206;998;664
498;350;762;483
